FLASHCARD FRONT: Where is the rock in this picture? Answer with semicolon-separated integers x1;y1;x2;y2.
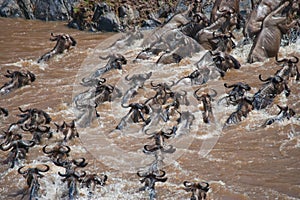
34;0;76;21
0;0;77;20
92;3;121;32
0;0;24;18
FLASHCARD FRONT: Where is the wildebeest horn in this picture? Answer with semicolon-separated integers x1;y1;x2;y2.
73;158;88;167
183;181;194;188
37;164;50;172
208;89;217;97
42;145;53;154
0;142;13;151
276;105;285;111
58;171;69;177
291;56;299;64
275;55;287;63
198;182;210;191
59;145;71;154
224;83;235;88
18;107;29;113
258;74;272;82
18;166;28;175
150;81;161;88
124;74;133;81
154;170;166;177
20;140;35;147
193;88;202;99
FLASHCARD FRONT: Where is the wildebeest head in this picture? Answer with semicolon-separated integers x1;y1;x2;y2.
18;164;50;186
183;181;210;200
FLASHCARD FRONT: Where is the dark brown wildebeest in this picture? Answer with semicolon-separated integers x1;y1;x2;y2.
38;33;76;63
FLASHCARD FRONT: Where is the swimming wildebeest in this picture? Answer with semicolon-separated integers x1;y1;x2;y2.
38;33;76;63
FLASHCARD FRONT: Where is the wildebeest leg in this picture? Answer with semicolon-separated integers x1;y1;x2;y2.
0;79;18;95
116;110;132;130
38;51;56;63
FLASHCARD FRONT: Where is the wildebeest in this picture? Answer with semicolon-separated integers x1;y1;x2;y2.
244;0;283;38
262;105;296;127
0;70;35;95
38;33;76;63
0;134;35;168
80;173;107;196
210;0;240;25
15;107;51;128
247;2;297;63
116;102;150;130
275;55;300;81
137;169;168;200
58;166;86;199
210;51;241;76
224;96;254;126
90;53;127;78
17;165;49;200
218;82;251;106
143;129;176;154
21;125;52;144
54;120;79;142
183;181;210;200
253;74;290;110
194;88;217;123
122;72;152;104
43;144;71;160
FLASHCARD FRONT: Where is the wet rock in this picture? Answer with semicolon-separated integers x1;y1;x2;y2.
94;11;121;32
0;0;25;18
0;0;77;20
34;0;76;21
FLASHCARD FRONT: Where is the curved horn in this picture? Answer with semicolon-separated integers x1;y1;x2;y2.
198;182;210;191
18;107;29;113
42;145;53;154
0;142;13;151
258;74;272;82
193;88;202;99
155;170;166;177
137;171;148;177
20;140;35;148
291;56;299;64
124;74;133;81
58;171;68;177
150;81;161;88
209;89;217;97
224;83;236;88
37;164;50;172
73;158;88;167
240;83;251;91
59;145;71;154
183;181;194;188
18;166;28;175
275;55;287;63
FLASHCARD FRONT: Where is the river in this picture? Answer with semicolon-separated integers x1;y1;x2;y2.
0;17;299;200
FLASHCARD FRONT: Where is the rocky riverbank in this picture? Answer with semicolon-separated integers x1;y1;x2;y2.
0;0;193;32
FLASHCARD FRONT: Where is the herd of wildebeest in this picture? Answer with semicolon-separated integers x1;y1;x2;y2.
0;0;299;199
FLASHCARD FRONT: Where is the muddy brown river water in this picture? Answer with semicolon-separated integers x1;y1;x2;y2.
0;17;300;200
